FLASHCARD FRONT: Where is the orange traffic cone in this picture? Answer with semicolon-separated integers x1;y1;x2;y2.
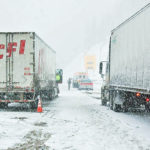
37;98;43;113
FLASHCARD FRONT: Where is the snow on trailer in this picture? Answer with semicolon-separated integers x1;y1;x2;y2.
110;3;150;91
100;4;150;112
0;32;58;109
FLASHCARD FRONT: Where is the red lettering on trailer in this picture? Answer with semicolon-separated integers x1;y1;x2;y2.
0;40;26;59
24;73;31;75
19;40;26;54
7;42;17;57
0;44;5;59
24;67;30;70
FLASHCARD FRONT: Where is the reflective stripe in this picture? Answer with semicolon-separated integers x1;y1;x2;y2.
0;100;34;102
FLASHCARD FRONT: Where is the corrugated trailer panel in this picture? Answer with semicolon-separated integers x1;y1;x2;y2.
35;34;56;90
13;33;34;89
110;5;150;91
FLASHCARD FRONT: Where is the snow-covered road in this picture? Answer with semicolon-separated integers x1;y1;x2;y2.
0;86;150;150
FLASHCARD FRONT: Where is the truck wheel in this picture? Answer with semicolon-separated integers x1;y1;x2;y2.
112;93;121;112
112;91;122;112
52;89;55;99
101;99;107;106
30;101;38;109
5;103;8;108
0;103;8;108
122;108;128;112
101;88;107;106
113;103;118;112
145;105;150;112
113;103;121;112
110;103;113;110
109;91;113;110
50;89;55;100
122;102;128;112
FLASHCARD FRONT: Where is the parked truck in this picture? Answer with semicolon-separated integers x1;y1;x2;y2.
99;4;150;112
0;32;62;109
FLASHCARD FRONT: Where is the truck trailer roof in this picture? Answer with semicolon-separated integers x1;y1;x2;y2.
0;32;56;54
112;3;150;33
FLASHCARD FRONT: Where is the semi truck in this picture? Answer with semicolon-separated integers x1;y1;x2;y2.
99;4;150;112
0;32;62;109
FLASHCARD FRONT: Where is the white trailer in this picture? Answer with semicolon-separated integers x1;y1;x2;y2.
99;4;150;112
0;32;58;108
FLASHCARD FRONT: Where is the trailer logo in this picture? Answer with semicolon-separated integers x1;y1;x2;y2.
0;40;26;59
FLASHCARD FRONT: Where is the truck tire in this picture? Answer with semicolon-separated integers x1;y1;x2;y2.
49;89;55;100
101;88;107;106
109;91;113;110
112;91;121;112
145;105;150;112
30;101;38;109
113;103;120;112
110;103;113;110
122;102;128;112
101;99;107;106
122;107;128;112
113;102;117;112
0;103;8;108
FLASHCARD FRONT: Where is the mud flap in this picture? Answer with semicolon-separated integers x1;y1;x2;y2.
113;91;125;112
114;92;125;106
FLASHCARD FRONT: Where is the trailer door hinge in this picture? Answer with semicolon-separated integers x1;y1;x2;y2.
30;62;35;65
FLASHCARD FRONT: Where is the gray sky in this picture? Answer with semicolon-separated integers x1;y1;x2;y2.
0;0;149;68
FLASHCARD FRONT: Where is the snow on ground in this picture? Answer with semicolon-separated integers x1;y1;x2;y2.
0;107;47;149
45;86;150;150
0;84;150;149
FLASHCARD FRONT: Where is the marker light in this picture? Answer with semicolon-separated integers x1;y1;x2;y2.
31;89;34;92
136;92;141;97
26;89;29;92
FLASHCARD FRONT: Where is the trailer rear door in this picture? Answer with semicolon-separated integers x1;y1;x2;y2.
0;33;34;90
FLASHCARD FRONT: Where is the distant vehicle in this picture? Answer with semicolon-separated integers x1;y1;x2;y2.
78;79;93;90
99;4;150;112
73;72;88;88
0;32;63;109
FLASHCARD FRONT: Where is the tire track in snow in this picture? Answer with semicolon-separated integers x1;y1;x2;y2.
7;130;51;150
